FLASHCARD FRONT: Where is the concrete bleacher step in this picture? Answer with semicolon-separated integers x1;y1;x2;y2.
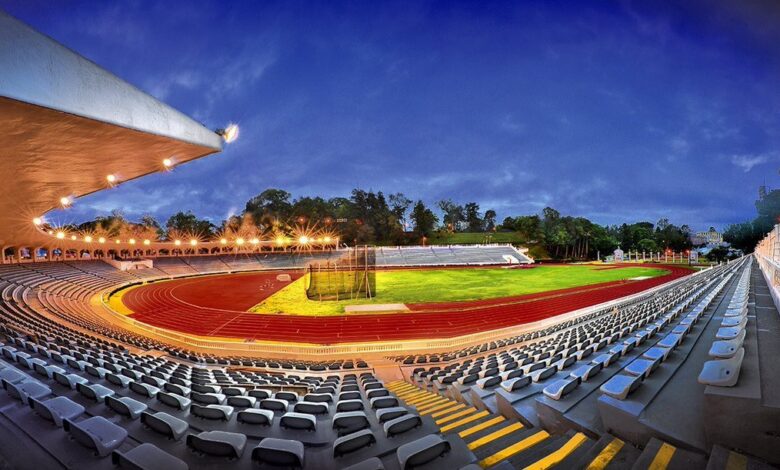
631;438;708;470
705;445;777;470
574;434;641;469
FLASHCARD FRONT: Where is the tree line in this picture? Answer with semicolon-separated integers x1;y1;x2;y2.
723;187;780;253
69;187;698;260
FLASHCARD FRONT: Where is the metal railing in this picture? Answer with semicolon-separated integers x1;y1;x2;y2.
755;224;780;304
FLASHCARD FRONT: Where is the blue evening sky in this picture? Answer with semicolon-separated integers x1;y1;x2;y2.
3;0;779;231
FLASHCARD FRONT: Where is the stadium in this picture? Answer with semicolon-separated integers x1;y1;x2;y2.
0;5;779;470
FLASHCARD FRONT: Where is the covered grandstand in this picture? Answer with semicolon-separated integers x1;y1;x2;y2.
0;8;778;470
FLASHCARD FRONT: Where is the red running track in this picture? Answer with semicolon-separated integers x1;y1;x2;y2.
121;265;692;344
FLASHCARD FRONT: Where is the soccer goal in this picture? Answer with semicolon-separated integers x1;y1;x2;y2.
305;245;376;301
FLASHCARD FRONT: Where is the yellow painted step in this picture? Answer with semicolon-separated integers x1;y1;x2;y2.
479;430;551;468
585;438;625;470
407;394;443;406
398;391;429;402
435;407;477;425
440;410;490;433
523;432;589;470
429;403;466;418
418;399;457;414
459;416;506;439
468;422;525;451
649;443;676;470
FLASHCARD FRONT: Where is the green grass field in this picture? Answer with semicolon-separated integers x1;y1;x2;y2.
249;265;668;316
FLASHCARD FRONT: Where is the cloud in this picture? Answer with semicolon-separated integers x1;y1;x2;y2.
730;153;773;172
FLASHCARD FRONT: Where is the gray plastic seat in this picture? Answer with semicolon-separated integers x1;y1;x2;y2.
370;396;398;409
531;365;556;382
227;395;256;408
157;392;191;410
106;373;132;388
64;416;128;457
252;437;304;467
29;396;84;427
112;443;188;470
237;408;274;425
280;411;317;430
600;374;642;400
141;411;189;440
0;367;26;385
543;376;580;400
384;413;422;437
275;391;298;402
187;430;247;458
334;429;377;457
339;391;361;401
377;406;408;423
716;326;743;340
709;332;745;359
129;381;159;398
721;316;747;329
192;404;234;421
397;434;450;469
247;389;272;399
106;395;148;419
333;411;370;432
5;380;51;405
624;357;661;379
476;375;501;389
336;399;364;412
260;398;289;411
642;347;671;362
569;363;602;382
591;352;618;368
501;375;531;392
657;333;683;349
33;362;64;379
53;371;89;389
294;401;329;415
698;348;745;387
164;383;191;397
304;392;334;403
191;392;226;405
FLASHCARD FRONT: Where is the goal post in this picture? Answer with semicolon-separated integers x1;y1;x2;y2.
305;245;376;301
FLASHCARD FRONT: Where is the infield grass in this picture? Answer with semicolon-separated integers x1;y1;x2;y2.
249;264;668;316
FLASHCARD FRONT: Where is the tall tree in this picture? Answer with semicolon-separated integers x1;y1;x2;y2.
484;209;497;231
411;200;438;237
464;202;483;231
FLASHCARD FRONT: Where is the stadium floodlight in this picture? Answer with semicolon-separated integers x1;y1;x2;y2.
250;238;260;245
70;235;77;240
32;217;43;226
220;238;228;245
323;236;331;243
217;123;239;143
106;174;117;184
298;236;310;245
60;196;72;207
55;231;65;239
129;239;136;245
236;237;245;246
275;236;287;246
115;239;121;244
98;237;106;244
143;239;151;245
84;236;92;243
162;157;175;169
174;240;182;246
190;239;198;246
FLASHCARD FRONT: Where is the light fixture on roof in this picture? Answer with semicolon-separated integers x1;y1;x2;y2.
70;235;77;240
220;238;228;245
251;238;260;245
55;231;65;239
162;157;175;169
217;123;239;143
129;239;136;245
323;236;331;243
60;196;72;208
84;236;92;243
174;240;182;246
98;237;106;244
298;236;310;245
190;239;198;246
143;239;151;246
106;174;117;185
236;237;245;246
32;217;43;226
115;239;120;244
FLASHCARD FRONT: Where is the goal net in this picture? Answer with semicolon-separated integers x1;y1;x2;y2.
305;245;376;301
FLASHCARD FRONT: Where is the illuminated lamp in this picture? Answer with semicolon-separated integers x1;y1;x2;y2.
143;239;151;245
250;238;260;245
275;236;285;245
70;235;77;240
174;240;182;246
298;236;309;245
236;238;245;246
218;123;239;143
32;217;43;226
162;158;174;169
55;231;65;239
84;236;92;243
60;196;72;207
323;236;331;243
115;240;120;244
98;237;106;244
129;239;136;245
106;174;117;184
190;239;198;246
220;238;228;245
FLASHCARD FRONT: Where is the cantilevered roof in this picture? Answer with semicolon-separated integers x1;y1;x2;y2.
0;10;223;247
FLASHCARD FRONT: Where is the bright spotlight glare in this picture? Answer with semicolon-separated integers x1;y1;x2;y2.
190;239;198;246
323;236;331;243
251;238;260;245
60;196;72;207
32;217;43;226
129;239;136;245
220;238;228;245
70;235;77;240
298;236;309;245
162;158;174;168
236;238;245;245
55;231;65;239
144;239;151;245
84;236;92;243
222;123;239;143
174;240;182;246
106;174;117;184
98;237;106;243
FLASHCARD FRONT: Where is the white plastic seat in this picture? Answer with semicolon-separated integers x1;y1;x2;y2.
569;363;602;382
624;357;661;379
543;376;580;400
698;347;745;387
29;396;84;427
64;416;128;457
708;331;746;359
336;399;364;412
252;437;304;467
600;374;642;400
716;326;743;340
294;401;329;415
157;392;191;410
376;406;408;423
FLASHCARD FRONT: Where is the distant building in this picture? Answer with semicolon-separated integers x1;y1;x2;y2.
692;227;722;246
613;247;624;262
